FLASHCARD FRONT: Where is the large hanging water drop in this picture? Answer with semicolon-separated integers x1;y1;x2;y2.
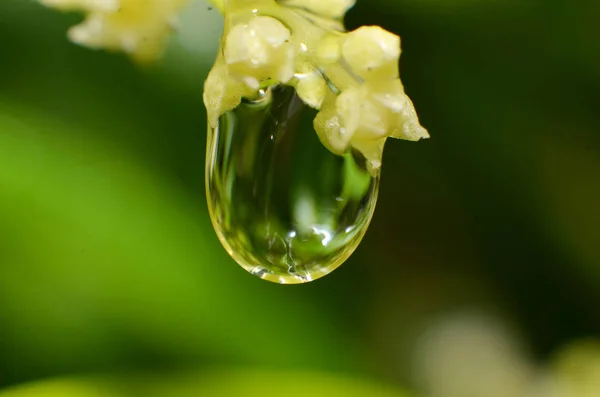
206;86;380;283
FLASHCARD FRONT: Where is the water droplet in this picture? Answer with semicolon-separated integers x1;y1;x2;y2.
206;86;380;283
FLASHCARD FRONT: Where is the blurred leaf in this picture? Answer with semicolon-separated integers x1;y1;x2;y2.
0;104;359;381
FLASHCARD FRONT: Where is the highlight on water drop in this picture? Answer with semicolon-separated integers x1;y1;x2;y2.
203;0;429;283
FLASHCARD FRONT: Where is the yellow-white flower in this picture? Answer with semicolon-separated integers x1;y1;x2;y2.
39;0;189;62
224;16;295;89
204;14;296;127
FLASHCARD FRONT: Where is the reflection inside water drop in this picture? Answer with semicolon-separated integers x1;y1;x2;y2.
206;86;380;284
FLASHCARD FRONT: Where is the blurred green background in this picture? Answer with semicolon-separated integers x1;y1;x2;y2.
1;0;599;396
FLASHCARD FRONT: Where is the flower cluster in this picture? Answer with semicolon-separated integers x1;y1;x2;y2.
40;0;429;167
205;0;429;170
